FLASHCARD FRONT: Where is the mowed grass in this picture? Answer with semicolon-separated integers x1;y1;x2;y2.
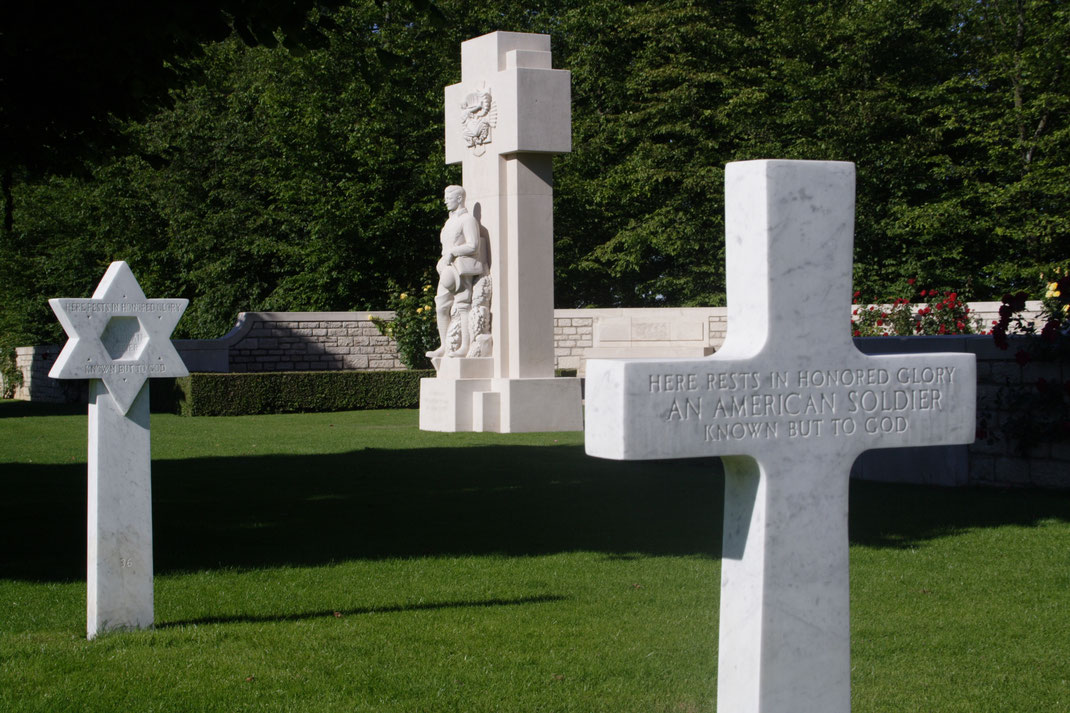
2;400;1069;712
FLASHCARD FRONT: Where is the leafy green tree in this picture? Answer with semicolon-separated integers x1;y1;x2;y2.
4;2;461;341
3;0;1069;360
734;0;1068;299
933;0;1070;291
0;2;351;239
553;0;746;307
555;0;1068;305
1;0;575;343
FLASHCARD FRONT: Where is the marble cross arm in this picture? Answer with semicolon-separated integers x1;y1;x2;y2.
584;350;976;462
585;160;976;465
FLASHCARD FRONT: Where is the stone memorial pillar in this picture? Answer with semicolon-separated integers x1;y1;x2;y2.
585;161;976;713
49;261;188;638
419;31;583;433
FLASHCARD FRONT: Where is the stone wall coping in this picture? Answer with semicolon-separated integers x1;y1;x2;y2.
15;345;62;356
554;301;1043;317
554;307;724;318
21;319;1043;360
176;311;394;351
855;334;1040;359
855;300;1042;311
957;300;1042;311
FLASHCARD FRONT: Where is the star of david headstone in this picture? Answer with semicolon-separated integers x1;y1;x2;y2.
585;160;976;712
47;260;188;638
49;261;188;412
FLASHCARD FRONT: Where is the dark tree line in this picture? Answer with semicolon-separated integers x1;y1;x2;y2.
2;0;1067;353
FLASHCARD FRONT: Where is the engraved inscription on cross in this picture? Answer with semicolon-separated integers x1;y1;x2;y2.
585;161;976;713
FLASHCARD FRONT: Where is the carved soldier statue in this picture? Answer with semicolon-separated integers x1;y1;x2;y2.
427;185;492;359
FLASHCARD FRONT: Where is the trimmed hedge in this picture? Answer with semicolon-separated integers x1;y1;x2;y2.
158;370;434;416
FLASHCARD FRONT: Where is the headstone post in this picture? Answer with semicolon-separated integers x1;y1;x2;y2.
420;31;583;432
49;261;188;638
585;160;976;712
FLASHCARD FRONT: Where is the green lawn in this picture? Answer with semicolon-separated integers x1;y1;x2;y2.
1;401;1068;712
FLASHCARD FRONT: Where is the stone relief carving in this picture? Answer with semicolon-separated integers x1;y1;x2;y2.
460;83;496;156
427;185;492;361
465;273;493;357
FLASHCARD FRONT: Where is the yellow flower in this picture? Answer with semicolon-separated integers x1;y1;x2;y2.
400;293;408;300
1050;282;1060;291
1053;290;1062;298
423;284;432;292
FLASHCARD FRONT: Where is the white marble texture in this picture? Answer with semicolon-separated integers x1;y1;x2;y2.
48;261;187;638
427;185;492;359
584;160;976;712
49;261;188;413
87;380;153;638
444;32;570;162
422;32;581;432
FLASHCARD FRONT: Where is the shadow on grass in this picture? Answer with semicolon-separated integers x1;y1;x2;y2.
2;447;721;581
0;400;85;418
157;594;567;629
2;444;1069;582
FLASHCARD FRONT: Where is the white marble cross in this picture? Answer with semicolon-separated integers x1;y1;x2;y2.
585;161;975;713
49;261;188;638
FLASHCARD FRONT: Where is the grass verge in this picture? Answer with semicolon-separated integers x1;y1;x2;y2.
1;401;1069;712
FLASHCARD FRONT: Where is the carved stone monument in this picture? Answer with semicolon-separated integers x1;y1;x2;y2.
419;31;582;433
426;185;492;360
49;261;188;638
585;161;976;712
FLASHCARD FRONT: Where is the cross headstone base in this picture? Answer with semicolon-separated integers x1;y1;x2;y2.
87;381;154;638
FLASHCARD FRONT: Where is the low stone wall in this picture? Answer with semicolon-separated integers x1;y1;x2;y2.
852;335;1069;490
181;308;727;376
8;346;87;403
221;311;402;372
13;302;1039;384
10;306;1067;489
965;301;1023;332
7;311;403;401
554;308;723;372
972;341;1068;489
